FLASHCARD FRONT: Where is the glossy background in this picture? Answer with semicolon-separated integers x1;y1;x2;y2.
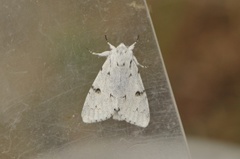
0;0;190;159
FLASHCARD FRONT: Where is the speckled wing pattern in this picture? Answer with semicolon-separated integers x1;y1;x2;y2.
81;55;117;123
112;57;150;127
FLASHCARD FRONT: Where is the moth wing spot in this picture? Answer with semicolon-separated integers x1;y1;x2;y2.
91;86;101;94
135;91;141;96
114;108;120;112
135;90;145;96
129;60;132;68
122;95;126;100
96;88;101;93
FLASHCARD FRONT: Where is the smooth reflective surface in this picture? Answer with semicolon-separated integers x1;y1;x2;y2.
0;0;190;159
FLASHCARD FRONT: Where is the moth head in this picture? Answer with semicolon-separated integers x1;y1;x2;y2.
118;43;127;49
117;43;128;53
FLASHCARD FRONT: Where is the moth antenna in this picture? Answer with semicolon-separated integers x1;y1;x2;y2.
105;35;115;50
105;35;109;43
129;35;140;50
136;35;140;43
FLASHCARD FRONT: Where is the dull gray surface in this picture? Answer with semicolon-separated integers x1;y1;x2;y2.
0;0;190;159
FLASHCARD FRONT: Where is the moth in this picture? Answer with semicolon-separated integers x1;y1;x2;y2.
81;36;150;127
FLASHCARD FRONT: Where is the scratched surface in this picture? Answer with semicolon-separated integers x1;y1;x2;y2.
0;0;190;159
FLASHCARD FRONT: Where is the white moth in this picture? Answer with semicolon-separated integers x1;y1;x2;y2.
81;36;150;127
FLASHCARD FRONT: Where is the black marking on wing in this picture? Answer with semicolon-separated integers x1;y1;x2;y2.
135;91;141;96
107;72;110;75
117;62;126;67
91;86;101;94
129;60;132;68
129;73;132;77
114;108;120;112
122;95;126;100
135;90;145;96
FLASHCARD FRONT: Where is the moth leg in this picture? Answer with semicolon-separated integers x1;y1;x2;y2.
133;56;147;68
89;50;111;57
